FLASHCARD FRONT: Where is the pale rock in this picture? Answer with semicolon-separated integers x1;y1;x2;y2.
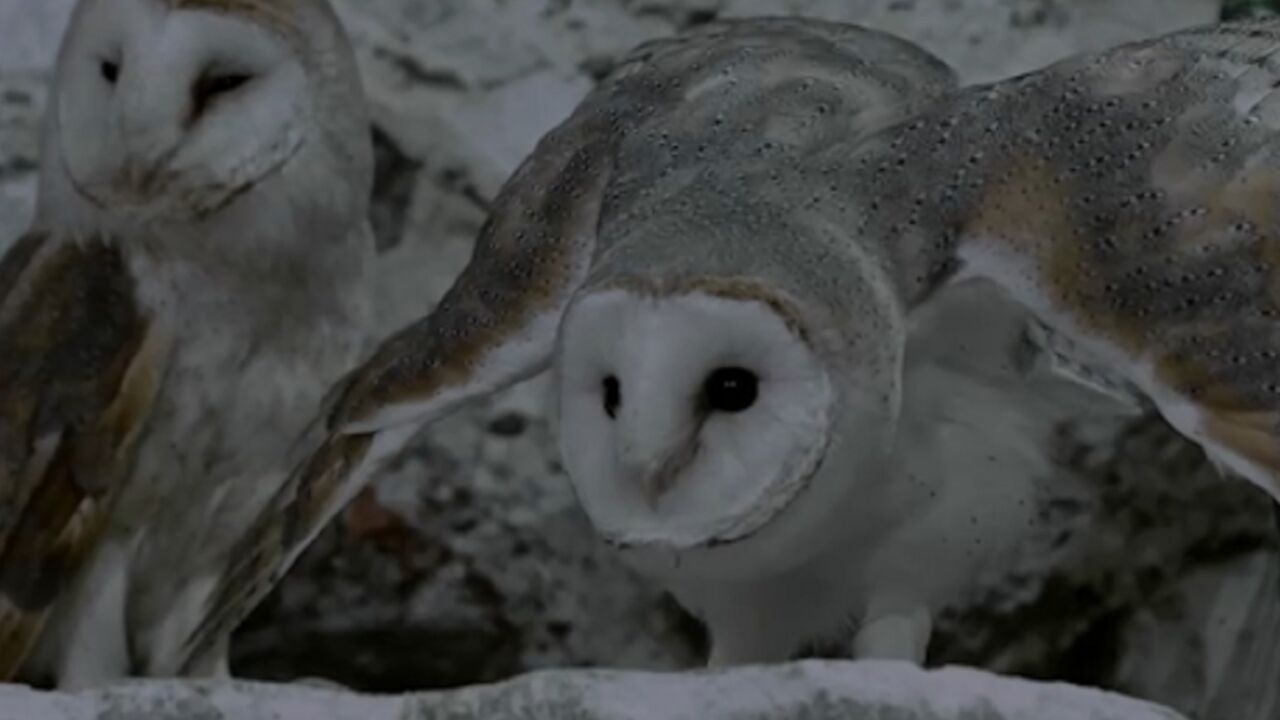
0;661;1190;720
0;0;75;71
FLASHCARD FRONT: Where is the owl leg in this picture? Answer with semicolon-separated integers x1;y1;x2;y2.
293;676;351;690
184;635;229;678
143;574;232;678
851;597;932;664
701;604;804;667
706;633;797;668
53;541;133;690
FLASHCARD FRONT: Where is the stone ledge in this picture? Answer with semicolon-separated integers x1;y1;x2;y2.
0;661;1187;720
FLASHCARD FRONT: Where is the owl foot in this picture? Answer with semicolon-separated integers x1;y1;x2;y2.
293;676;351;691
704;627;799;668
851;604;932;664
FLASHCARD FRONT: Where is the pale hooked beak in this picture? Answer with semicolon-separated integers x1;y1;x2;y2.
108;159;175;206
618;425;702;508
107;70;187;203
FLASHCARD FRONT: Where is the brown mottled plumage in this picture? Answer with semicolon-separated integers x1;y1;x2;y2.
0;233;169;680
0;0;374;688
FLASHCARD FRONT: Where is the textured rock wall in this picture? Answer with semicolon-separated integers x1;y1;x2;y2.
2;2;1278;719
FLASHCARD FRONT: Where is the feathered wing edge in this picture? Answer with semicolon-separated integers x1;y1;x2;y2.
0;231;171;680
930;18;1280;504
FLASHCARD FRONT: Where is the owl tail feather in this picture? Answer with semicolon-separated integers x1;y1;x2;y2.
1199;408;1280;505
177;413;375;675
0;599;46;681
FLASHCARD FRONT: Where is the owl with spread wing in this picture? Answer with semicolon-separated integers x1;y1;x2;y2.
191;17;1280;669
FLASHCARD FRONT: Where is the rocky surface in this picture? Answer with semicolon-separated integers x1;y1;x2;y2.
1;1;1277;719
0;661;1190;720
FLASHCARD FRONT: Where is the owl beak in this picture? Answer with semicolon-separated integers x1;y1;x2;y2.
619;463;671;509
619;430;701;509
636;465;676;509
112;159;172;204
110;76;186;201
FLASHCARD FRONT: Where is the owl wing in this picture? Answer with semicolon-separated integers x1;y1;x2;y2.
178;17;959;669
0;230;171;679
937;19;1280;501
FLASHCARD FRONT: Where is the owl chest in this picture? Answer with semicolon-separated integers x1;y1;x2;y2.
116;321;358;547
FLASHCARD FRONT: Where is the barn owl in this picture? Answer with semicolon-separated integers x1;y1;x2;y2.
190;17;1280;669
179;17;961;669
0;0;374;689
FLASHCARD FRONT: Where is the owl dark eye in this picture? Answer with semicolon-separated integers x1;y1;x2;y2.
602;375;621;419
191;72;253;118
703;367;758;413
100;60;120;84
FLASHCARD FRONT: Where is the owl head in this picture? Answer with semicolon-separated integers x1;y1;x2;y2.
556;196;907;580
38;0;370;234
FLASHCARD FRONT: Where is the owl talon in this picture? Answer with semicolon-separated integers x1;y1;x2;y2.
705;631;797;668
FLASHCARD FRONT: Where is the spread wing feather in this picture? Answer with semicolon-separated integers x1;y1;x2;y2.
0;231;170;679
903;18;1280;501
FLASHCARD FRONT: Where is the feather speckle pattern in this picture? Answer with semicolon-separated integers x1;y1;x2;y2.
826;19;1280;500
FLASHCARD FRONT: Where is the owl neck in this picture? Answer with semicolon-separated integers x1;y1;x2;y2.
127;251;372;365
136;225;372;336
35;159;372;337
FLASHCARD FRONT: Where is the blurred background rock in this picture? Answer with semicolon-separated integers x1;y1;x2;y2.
1;1;1278;718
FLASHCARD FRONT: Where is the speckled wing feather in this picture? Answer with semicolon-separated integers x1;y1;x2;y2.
773;18;1280;501
179;18;958;669
0;231;170;679
958;19;1280;501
